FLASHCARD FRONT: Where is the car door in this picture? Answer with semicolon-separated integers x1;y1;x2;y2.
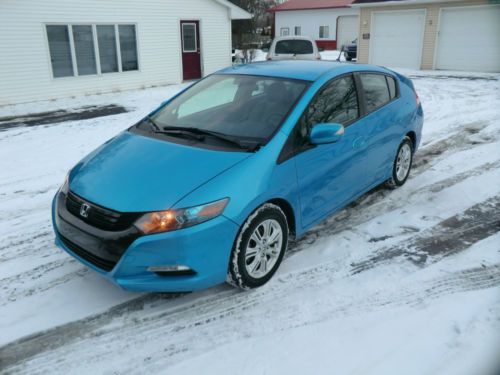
290;74;369;229
356;72;401;185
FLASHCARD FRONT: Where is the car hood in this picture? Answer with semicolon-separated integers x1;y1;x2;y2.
69;131;251;212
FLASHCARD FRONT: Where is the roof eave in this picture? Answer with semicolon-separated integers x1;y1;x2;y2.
351;0;462;7
214;0;252;19
268;5;351;12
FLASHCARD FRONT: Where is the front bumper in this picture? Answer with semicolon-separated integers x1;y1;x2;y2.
52;193;239;292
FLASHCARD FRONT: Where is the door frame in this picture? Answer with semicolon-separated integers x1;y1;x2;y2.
178;19;203;81
368;8;426;70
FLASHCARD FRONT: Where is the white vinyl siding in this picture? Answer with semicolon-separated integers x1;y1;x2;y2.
274;8;358;42
0;0;235;105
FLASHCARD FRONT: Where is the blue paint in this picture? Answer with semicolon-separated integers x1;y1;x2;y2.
53;61;424;292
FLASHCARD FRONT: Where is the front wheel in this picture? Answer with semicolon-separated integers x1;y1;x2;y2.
227;203;288;290
386;137;413;189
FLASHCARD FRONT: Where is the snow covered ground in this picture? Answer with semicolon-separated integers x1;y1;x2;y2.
0;67;499;375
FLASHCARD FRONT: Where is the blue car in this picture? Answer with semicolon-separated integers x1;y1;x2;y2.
52;61;423;292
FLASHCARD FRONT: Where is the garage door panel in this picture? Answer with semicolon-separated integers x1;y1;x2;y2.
369;10;426;70
436;5;500;72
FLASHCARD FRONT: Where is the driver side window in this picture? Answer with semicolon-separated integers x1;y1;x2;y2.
292;74;359;150
303;74;359;131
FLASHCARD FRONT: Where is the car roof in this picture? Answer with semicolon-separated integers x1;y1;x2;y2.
272;35;315;42
217;60;349;81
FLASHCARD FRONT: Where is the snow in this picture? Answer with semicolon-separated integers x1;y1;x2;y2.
320;49;347;62
242;49;347;62
0;67;499;374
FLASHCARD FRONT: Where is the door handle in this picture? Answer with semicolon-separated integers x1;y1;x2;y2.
352;136;367;149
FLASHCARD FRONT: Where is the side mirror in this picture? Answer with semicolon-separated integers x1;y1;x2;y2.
310;123;344;145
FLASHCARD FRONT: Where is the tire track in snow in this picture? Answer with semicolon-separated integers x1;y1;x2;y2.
2;260;499;374
351;195;500;274
0;116;497;347
1;196;499;372
1;83;499;369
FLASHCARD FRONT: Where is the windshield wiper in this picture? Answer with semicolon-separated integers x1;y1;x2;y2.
162;126;259;151
143;118;204;141
142;119;259;151
143;116;161;132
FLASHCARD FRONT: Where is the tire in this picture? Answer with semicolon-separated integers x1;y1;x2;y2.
227;203;288;290
386;136;414;189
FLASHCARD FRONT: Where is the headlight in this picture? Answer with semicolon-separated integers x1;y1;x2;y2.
60;173;69;194
134;198;229;235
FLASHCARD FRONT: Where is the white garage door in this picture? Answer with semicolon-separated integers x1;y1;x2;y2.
337;15;359;50
435;5;500;72
369;10;426;69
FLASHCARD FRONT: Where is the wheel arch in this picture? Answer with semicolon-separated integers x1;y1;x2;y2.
406;131;417;152
266;198;296;238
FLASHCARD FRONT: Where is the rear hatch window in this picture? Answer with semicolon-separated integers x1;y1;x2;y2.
275;40;313;55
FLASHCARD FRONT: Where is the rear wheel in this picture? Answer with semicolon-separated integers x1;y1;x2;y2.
386;137;413;188
227;203;288;290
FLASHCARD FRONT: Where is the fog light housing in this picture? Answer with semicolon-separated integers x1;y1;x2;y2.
148;265;195;276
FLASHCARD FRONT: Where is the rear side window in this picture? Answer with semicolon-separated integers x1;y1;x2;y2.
386;76;397;99
360;74;390;113
275;40;313;55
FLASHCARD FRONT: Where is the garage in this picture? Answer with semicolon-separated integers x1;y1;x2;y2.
369;9;426;69
337;15;359;49
434;5;500;72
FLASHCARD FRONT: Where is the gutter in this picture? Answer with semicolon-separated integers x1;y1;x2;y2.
351;0;463;7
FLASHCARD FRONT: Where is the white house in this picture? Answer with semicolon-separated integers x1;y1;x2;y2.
268;0;359;51
0;0;250;106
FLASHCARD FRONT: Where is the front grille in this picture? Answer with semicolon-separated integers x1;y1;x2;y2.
66;191;140;231
59;234;117;272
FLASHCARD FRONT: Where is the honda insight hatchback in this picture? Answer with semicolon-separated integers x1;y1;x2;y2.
52;61;423;292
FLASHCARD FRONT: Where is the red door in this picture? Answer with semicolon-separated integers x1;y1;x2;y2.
180;21;201;81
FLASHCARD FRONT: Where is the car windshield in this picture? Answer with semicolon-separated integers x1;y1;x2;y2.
275;40;313;55
145;74;308;143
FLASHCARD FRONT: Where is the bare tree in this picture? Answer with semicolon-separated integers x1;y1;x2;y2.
231;0;278;48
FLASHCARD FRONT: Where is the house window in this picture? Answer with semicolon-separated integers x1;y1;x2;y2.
46;25;74;77
72;25;97;75
97;25;119;73
45;23;138;78
119;25;138;71
294;26;301;36
280;27;290;36
319;26;329;39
